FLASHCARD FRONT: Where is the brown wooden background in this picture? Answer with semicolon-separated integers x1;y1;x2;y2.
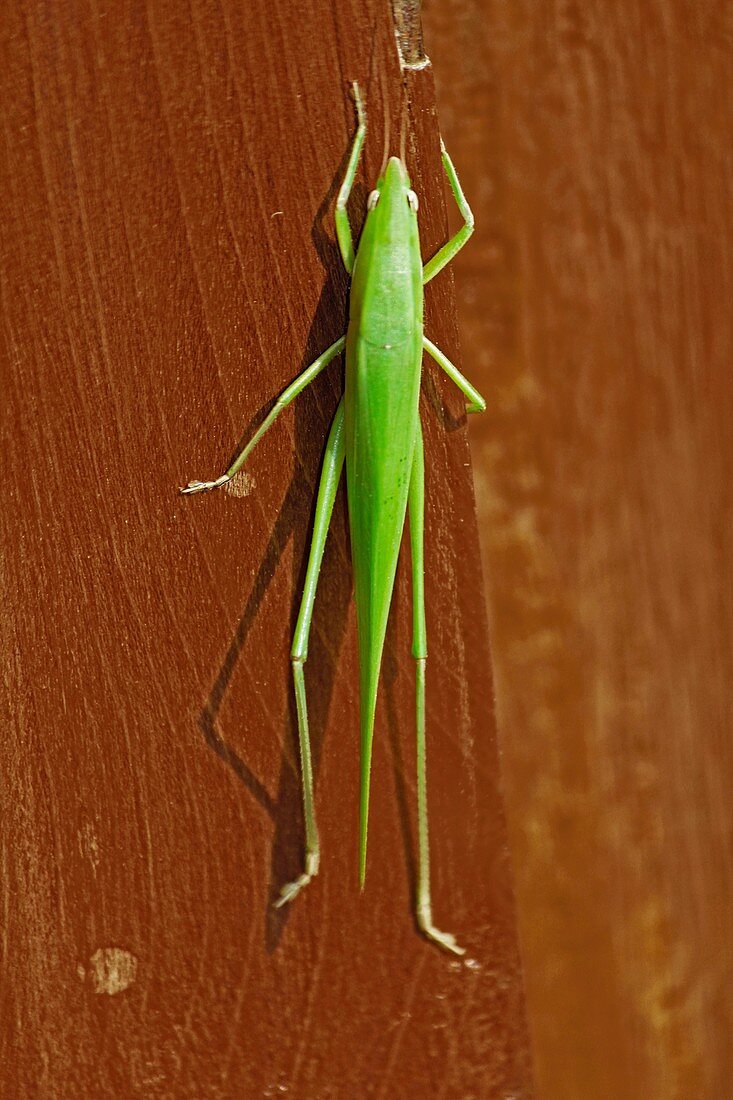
423;0;733;1097
1;2;533;1098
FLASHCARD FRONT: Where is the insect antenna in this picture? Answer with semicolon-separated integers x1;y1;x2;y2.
379;66;391;175
399;78;409;165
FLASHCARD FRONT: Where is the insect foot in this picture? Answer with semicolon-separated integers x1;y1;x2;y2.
179;474;230;495
273;852;320;910
351;81;365;126
418;906;466;957
423;927;466;957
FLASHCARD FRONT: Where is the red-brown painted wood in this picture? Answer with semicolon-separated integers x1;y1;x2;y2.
1;2;532;1096
424;0;733;1095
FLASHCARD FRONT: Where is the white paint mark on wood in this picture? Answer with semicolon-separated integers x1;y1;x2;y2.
86;947;138;995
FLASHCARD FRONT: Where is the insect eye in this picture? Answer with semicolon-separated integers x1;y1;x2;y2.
407;190;419;212
367;190;380;211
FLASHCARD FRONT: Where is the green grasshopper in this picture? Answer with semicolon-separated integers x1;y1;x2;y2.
182;84;485;955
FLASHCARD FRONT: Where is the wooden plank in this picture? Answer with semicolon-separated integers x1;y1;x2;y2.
0;1;532;1094
424;0;733;1095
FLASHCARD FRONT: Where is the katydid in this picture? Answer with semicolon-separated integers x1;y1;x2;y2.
181;84;485;955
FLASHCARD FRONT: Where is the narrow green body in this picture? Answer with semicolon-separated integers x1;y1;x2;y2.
344;159;423;880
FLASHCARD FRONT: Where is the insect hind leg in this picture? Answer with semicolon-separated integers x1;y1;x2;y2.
409;422;465;955
274;398;346;908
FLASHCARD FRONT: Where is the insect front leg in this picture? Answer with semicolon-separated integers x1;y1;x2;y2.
274;398;346;908
180;337;345;494
422;142;475;285
334;82;366;275
409;420;466;956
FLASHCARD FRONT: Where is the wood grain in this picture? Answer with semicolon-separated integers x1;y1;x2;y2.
0;1;532;1096
423;0;733;1096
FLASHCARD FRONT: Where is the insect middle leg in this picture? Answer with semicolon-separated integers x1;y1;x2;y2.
409;420;466;956
180;336;346;495
275;398;346;907
423;335;486;414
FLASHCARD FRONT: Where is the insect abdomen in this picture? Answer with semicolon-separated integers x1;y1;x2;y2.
344;333;422;882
